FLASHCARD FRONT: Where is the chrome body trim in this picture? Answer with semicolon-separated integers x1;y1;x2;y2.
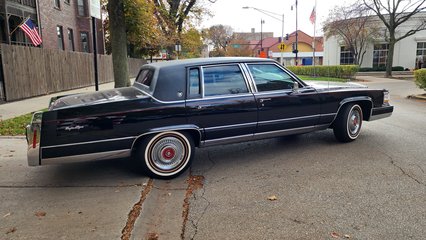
254;124;329;138
41;136;137;149
202;134;254;147
258;115;320;125
138;88;185;104
41;150;131;165
205;122;257;131
201;124;329;147
185;93;255;102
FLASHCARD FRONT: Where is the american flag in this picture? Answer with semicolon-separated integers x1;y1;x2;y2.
19;18;42;46
309;7;316;24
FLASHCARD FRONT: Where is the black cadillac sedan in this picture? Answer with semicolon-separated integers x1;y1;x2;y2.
27;57;393;179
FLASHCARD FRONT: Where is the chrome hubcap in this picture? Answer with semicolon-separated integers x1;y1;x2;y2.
348;109;361;136
151;137;185;171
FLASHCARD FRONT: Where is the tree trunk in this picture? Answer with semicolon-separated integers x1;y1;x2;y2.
107;0;130;88
385;39;396;78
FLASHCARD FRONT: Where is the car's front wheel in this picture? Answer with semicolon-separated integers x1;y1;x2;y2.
333;104;363;142
135;131;194;179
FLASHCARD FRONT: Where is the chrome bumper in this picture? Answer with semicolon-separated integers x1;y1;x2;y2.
26;111;43;166
369;105;394;121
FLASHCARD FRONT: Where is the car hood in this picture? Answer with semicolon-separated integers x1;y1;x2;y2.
304;81;368;91
49;87;149;110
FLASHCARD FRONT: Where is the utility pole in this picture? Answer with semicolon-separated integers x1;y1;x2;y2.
295;0;298;65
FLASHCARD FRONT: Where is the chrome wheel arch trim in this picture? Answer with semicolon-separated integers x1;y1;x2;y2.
331;96;373;124
131;125;203;150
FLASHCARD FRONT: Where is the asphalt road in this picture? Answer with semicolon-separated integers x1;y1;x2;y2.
0;77;425;240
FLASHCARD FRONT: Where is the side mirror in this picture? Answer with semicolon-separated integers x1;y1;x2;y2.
293;82;299;91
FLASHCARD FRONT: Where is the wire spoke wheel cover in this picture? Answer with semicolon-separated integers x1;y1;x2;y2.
144;131;192;177
333;103;363;142
347;106;361;137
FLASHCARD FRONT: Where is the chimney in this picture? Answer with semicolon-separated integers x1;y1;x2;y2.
251;28;255;33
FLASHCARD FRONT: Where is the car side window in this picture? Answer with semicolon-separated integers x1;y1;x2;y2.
247;64;296;92
203;65;248;97
136;68;154;87
189;68;201;98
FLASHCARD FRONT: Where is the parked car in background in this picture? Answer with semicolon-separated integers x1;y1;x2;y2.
27;57;393;179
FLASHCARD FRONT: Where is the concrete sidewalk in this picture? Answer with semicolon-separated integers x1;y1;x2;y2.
0;82;116;121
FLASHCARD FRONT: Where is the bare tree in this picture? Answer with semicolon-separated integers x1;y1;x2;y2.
324;1;379;66
363;0;426;77
204;24;234;56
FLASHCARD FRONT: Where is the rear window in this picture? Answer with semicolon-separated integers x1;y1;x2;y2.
136;69;154;87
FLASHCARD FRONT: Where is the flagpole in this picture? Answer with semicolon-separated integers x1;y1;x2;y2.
9;16;30;36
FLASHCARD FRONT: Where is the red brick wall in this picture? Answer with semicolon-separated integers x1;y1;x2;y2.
38;0;104;54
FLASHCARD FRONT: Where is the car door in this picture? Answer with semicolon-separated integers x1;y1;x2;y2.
244;63;321;135
186;64;258;145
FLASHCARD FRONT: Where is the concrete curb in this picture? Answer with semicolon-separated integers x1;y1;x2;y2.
407;94;426;100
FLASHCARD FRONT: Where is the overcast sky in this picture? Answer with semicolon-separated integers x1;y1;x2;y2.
202;0;357;37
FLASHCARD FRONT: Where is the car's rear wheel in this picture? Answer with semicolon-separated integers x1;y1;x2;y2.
135;131;194;179
333;104;363;142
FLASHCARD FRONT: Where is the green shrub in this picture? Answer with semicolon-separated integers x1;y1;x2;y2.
287;65;359;79
414;69;426;91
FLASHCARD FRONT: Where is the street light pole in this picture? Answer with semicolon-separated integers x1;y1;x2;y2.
295;0;298;65
242;6;284;64
260;20;263;52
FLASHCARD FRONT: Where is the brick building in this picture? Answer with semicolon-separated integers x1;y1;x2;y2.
0;0;104;54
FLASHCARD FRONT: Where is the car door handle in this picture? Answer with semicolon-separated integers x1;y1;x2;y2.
197;105;212;109
259;98;271;103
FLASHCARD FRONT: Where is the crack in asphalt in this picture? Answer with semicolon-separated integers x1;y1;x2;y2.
121;179;154;240
188;186;210;240
376;147;425;187
391;160;425;186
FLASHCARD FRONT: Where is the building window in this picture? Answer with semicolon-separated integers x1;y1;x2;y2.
80;32;90;52
340;46;354;65
57;26;64;50
54;0;60;9
78;0;86;16
373;44;389;68
416;42;426;69
68;28;75;51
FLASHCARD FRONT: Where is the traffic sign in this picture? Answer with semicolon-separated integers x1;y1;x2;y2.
279;43;286;52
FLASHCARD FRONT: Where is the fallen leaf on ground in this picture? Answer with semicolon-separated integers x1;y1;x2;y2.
3;212;11;218
35;211;46;218
6;227;17;234
331;232;340;238
267;195;278;201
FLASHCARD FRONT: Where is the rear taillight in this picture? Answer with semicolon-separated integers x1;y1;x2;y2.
32;129;37;149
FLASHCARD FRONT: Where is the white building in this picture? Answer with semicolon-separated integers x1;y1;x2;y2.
324;12;426;69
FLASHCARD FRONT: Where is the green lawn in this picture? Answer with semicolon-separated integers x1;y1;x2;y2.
297;75;350;82
0;110;47;136
0;113;32;136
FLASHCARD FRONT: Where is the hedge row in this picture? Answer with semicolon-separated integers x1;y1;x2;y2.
359;66;405;72
287;65;359;79
414;69;426;91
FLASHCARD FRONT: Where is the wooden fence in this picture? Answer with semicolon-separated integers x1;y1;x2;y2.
0;44;146;101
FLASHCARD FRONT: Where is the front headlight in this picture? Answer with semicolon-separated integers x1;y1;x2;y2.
383;91;390;104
